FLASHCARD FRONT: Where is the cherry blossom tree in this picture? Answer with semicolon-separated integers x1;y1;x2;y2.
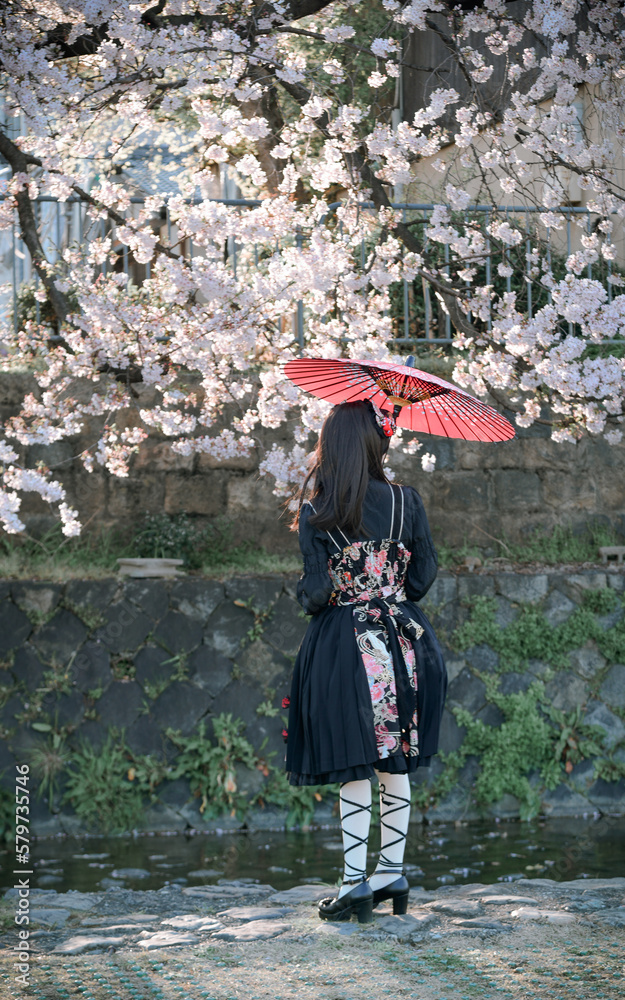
0;0;624;535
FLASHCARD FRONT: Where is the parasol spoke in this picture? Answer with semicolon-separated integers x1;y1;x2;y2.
283;357;515;442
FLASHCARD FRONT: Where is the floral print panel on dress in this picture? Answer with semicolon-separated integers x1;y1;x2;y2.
328;539;423;761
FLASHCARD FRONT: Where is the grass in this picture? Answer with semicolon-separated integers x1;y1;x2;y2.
0;516;620;582
0;519;301;581
438;522;621;569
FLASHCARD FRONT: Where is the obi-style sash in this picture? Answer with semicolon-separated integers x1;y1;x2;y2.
331;588;424;748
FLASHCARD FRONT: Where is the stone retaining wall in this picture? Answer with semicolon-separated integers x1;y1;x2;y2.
2;372;625;551
0;567;624;835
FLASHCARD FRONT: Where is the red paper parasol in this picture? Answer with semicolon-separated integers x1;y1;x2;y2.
283;356;515;442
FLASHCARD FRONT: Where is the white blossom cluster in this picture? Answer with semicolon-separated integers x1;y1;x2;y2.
0;1;623;532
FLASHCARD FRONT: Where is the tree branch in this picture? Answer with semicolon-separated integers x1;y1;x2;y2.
237;63;288;196
0;130;69;328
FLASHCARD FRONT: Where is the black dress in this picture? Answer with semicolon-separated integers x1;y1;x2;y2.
285;479;447;786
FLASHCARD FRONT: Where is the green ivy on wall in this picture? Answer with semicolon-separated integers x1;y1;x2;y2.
452;588;625;670
417;587;625;819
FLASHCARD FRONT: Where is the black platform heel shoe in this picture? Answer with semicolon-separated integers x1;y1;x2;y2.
371;871;410;915
318;876;374;924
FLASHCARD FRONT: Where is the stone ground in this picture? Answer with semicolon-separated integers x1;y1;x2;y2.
1;878;624;999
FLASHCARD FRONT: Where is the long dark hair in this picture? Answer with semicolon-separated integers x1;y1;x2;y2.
294;400;391;535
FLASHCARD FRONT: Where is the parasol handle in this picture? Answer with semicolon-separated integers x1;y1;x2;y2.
390;355;417;418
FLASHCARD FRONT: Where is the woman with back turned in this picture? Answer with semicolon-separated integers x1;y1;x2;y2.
285;398;447;923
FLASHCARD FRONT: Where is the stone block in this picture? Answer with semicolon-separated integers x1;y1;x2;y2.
582;700;625;750
498;671;534;696
422;600;467;634
451;916;510;930
155;777;193;815
586;777;625;811
152;611;203;655
95;681;145;728
124;715;175;758
187;646;232;698
224;577;283;610
197;451;257;472
438;708;466;753
495;573;548;604
215;905;291;922
562;573;608;601
134;442;194;472
475;703;505;727
569;644;606;679
447;669;487;714
226;476;275;514
464;644;500;673
268;884;335;904
41;690;85;729
31;609;88;665
526;658;551;679
134;646;178;688
608;573;625;592
11;645;46;691
567;759;595;795
428;899;483;917
488;793;520;818
542;470;596;509
0;601;32;656
544;672;588;712
262;595;308;657
233;760;265;798
493;470;542;509
204;602;254;658
122;580;170;620
11;582;61;617
493;596;519;628
597;605;624;630
165;473;225;516
420;574;457;607
540;784;593;817
93;601;152;654
169;580;225;622
70;472;108;520
457;575;495;601
64;579;118;609
235;640;291;689
443;656;466;685
209;680;283;757
543;589;577;627
71;720;107;751
438;472;490;510
376;911;436;938
150;681;211;734
599;664;625;708
212;920;290;942
71;643;112;693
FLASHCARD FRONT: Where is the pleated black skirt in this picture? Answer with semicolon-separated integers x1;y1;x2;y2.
285;600;447;786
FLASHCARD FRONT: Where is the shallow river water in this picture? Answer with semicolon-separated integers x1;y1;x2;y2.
3;814;624;895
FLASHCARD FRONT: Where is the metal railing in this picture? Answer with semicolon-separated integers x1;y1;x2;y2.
1;196;620;345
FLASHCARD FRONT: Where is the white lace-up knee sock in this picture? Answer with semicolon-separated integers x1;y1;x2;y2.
337;779;372;898
369;771;411;892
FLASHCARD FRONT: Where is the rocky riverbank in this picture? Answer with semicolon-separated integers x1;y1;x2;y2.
1;876;623;998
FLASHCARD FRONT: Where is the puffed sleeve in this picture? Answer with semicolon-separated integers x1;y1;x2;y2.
403;486;438;603
295;502;334;615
